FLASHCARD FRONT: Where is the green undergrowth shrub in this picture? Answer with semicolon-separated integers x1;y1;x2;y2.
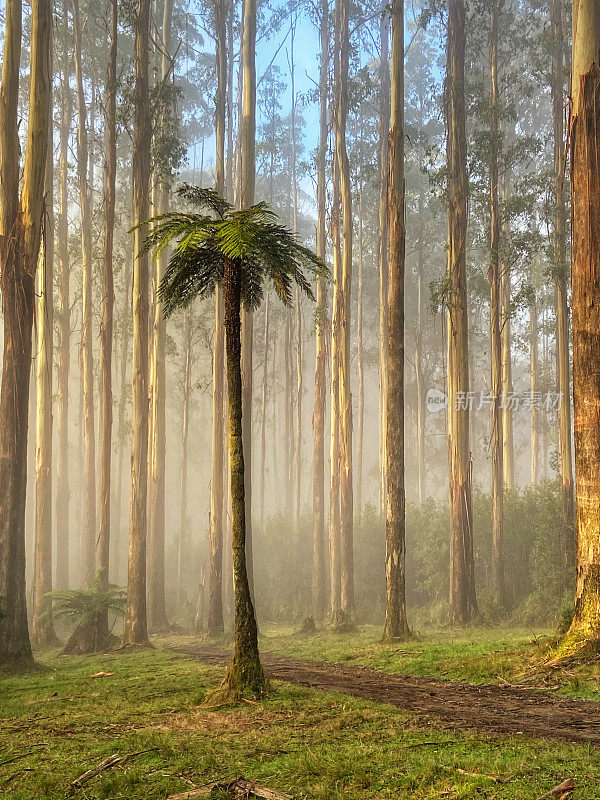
252;480;571;628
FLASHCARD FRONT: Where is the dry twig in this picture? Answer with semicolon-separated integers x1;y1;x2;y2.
535;777;575;800
67;748;158;792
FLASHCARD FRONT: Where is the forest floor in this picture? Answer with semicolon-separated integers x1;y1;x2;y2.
2;626;600;799
167;644;600;744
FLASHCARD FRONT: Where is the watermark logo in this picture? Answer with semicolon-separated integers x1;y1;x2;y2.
426;390;563;413
426;388;449;414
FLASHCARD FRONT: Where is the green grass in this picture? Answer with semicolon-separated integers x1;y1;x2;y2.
2;644;600;799
162;622;600;699
260;624;550;681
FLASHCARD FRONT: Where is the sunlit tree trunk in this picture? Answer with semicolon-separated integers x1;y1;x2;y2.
489;0;505;608
569;0;600;640
123;0;151;646
147;0;172;633
335;0;354;619
240;0;256;601
56;0;71;591
383;0;409;641
0;0;51;665
378;6;390;518
356;169;365;518
32;103;57;647
312;0;328;621
98;0;117;631
446;0;476;625
529;295;539;485
208;0;227;635
329;161;342;621
73;0;96;585
552;0;575;584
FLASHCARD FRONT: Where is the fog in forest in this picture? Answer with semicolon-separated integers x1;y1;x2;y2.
9;0;600;792
0;0;589;669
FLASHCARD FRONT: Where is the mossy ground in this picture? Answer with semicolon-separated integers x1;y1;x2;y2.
2;627;600;798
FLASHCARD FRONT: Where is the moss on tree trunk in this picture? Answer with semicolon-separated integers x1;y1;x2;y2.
218;257;266;700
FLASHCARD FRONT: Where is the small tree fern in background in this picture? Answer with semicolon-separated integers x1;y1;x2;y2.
46;577;126;655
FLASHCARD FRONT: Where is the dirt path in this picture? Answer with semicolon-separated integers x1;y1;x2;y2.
170;645;600;744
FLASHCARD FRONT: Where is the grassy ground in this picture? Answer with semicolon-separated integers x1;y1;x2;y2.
1;637;600;799
161;622;600;700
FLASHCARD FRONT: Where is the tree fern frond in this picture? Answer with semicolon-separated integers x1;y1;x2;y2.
142;186;327;320
177;184;233;219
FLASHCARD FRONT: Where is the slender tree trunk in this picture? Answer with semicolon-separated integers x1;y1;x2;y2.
446;0;476;625
529;296;540;485
259;294;269;528
489;0;505;608
383;0;410;641
147;0;172;633
226;1;234;199
222;257;265;698
415;189;425;504
312;0;328;621
335;0;354;619
73;0;96;586
77;354;84;580
329;160;342;621
56;1;71;591
500;168;514;491
356;175;364;518
32;103;57;647
290;18;303;536
207;0;227;635
284;312;293;517
552;0;575;584
233;11;244;206
240;0;256;602
329;3;344;619
378;7;390;518
0;0;51;665
114;257;132;586
569;0;600;640
270;335;278;520
97;0;117;633
179;311;192;602
123;0;151;646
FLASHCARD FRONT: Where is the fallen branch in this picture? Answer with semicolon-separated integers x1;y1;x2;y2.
536;778;575;800
167;777;294;800
67;754;122;791
403;740;457;749
0;768;35;788
67;748;158;792
0;750;44;768
441;765;501;782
